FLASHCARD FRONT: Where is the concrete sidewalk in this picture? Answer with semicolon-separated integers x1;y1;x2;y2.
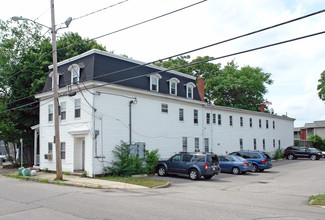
24;171;148;189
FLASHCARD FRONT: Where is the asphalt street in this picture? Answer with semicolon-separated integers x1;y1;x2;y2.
1;159;325;219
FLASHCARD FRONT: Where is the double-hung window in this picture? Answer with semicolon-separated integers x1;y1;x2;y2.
253;139;257;150
218;114;222;125
239;138;243;150
60;102;66;120
149;74;162;92
250;118;253;127
240;117;243;127
61;142;66;159
266;120;269;129
48;104;53;122
179;108;184;121
204;138;209;152
229;116;233;126
213;114;216;124
182;137;188;152
263;139;265;150
168;78;180;95
161;104;168;113
195;138;200;152
206;113;210;124
75;99;81;118
48;142;53;154
68;64;81;84
194;110;198;124
185;82;196;99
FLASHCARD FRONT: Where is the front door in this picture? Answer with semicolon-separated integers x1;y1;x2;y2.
74;138;85;172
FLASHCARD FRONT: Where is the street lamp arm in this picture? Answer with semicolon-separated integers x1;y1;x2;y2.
11;16;51;29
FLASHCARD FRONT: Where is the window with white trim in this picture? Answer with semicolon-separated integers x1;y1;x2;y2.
254;139;257;150
48;142;53;154
206;113;210;124
266;120;269;129
48;104;53;122
185;82;196;99
240;117;243;127
250;118;253;127
61;142;66;159
68;64;81;84
204;138;209;152
179;108;184;121
229;116;233;126
259;119;262;128
182;137;188;152
263;138;265;150
149;74;162;92
273;121;275;129
161;104;168;113
240;138;243;150
168;77;180;95
194;109;198;124
195;138;200;152
75;99;81;118
60;102;66;120
51;71;61;89
213;114;216;124
218;114;222;125
273;139;275;148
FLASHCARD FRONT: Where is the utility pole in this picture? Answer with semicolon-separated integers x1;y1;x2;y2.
51;0;62;180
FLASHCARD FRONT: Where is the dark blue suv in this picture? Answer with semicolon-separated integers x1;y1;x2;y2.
229;151;272;172
156;152;221;180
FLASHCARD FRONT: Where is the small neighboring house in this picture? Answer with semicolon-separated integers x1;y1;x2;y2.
32;49;295;176
294;120;325;146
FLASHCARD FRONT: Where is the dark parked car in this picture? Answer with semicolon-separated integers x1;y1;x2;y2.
218;155;253;174
156;152;221;180
229;151;272;172
284;146;322;160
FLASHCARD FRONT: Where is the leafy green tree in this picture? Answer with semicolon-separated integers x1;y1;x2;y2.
0;19;106;165
317;71;325;101
156;56;272;111
307;135;325;150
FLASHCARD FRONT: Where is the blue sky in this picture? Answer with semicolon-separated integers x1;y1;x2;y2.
1;0;325;127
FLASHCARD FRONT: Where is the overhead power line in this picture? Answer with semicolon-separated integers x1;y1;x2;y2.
72;0;129;22
2;29;325;114
2;7;325;108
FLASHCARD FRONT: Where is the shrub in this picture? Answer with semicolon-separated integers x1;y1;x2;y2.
144;149;159;175
273;148;284;160
106;142;159;176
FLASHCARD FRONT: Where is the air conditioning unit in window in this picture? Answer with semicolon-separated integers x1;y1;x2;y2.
44;154;53;160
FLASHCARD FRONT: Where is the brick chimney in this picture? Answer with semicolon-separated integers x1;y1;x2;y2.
197;77;205;102
260;103;265;112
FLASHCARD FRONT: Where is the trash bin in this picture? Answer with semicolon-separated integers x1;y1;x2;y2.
18;167;24;176
22;168;31;176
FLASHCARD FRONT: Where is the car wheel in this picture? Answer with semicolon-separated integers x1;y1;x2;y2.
251;164;258;172
287;154;294;160
203;175;213;179
189;169;199;180
310;155;317;161
232;167;240;175
157;166;167;176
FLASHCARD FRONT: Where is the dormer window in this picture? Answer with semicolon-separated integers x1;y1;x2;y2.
167;77;180;95
50;71;62;89
149;74;162;92
68;64;81;84
185;82;196;99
